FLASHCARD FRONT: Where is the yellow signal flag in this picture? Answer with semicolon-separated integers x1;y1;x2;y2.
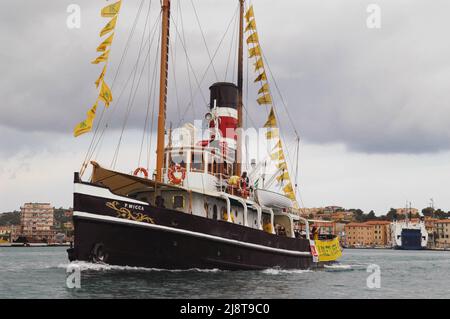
283;183;294;194
97;33;115;52
270;149;283;161
86;102;98;120
254;58;264;72
277;161;287;170
245;5;254;22
73;119;93;137
245;19;256;32
273;140;283;150
248;45;261;58
95;65;107;88
258;83;269;94
257;94;272;105
246;32;259;44
254;71;267;83
100;15;118;37
276;172;290;182
264;107;277;128
285;192;296;201
91;50;110;64
99;81;113;107
266;129;279;139
74;103;98;137
101;0;122;18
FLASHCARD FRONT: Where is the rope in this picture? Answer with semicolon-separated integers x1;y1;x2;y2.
112;3;157;168
80;0;147;175
189;0;219;81
173;4;239;126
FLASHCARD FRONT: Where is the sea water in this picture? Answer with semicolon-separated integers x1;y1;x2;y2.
0;247;449;299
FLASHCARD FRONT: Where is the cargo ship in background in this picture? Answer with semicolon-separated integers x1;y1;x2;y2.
67;0;342;269
391;203;428;250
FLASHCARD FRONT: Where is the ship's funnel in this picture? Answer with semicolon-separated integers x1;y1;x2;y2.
209;82;238;109
208;82;238;148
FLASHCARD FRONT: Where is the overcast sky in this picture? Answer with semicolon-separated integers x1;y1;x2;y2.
1;0;450;214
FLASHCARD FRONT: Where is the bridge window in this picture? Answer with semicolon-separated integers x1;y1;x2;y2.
191;152;204;172
173;196;185;209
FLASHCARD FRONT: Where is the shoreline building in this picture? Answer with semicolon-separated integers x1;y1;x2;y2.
20;203;55;242
435;220;450;249
345;221;392;247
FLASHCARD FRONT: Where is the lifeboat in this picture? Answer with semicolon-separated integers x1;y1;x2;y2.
254;189;294;209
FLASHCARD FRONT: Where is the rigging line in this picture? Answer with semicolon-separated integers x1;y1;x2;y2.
138;0;156;168
244;17;297;197
112;3;154;168
262;52;300;138
178;0;196;124
170;16;209;108
94;12;161;166
83;0;147;170
245;36;249;170
112;37;154;169
174;4;239;126
189;0;219;81
111;0;147;90
147;35;161;172
294;136;300;189
169;0;182;122
224;7;238;82
169;37;181;121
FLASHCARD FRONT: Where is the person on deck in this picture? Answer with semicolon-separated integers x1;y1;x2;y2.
155;196;165;208
239;172;250;198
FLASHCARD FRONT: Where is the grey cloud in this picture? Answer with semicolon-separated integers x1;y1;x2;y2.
1;0;450;155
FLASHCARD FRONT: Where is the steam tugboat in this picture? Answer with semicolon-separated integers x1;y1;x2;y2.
68;0;342;269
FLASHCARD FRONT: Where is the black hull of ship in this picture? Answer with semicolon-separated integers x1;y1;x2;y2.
69;184;317;270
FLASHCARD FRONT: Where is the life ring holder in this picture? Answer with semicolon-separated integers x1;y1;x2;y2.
168;164;186;185
133;167;149;179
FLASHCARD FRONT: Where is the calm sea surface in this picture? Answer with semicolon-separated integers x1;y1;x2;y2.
0;247;449;299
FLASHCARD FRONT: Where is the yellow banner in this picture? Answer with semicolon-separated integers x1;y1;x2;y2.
283;183;293;194
101;0;122;18
258;82;269;94
245;19;256;32
74;102;98;137
254;71;267;82
245;5;254;22
264;107;277;127
247;32;259;44
95;65;107;88
249;45;261;58
99;80;113;107
100;15;118;37
91;50;110;64
316;237;342;262
257;94;272;105
97;33;115;52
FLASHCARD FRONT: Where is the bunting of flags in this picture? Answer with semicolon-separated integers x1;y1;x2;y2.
245;5;298;205
74;0;122;137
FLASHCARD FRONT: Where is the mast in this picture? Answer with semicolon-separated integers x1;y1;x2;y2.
236;0;244;176
156;0;171;182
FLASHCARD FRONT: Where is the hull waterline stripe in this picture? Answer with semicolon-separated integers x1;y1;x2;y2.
74;211;311;257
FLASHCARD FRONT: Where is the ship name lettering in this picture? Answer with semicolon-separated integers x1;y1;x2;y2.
124;203;144;211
